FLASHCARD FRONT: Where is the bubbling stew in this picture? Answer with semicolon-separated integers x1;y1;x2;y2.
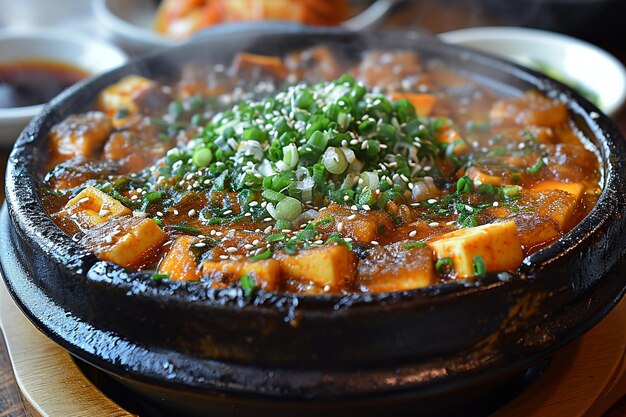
40;46;601;295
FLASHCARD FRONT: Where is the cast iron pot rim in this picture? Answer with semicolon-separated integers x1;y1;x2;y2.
4;24;623;310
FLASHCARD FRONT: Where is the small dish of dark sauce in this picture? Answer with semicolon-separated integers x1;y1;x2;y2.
0;60;88;109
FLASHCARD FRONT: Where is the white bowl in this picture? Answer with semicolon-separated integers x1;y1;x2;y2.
92;0;401;54
0;29;128;146
439;26;626;117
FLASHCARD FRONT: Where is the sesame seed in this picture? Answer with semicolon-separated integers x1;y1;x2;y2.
281;229;291;233
464;205;473;212
215;232;223;237
400;174;409;182
244;212;252;217
350;205;358;211
343;194;350;201
362;204;371;211
323;285;331;292
249;201;259;207
252;239;260;245
173;209;179;215
219;255;230;260
156;211;164;217
188;209;197;217
493;201;499;207
371;240;380;245
263;217;273;222
314;240;323;244
427;199;437;204
429;222;440;227
337;221;344;232
223;210;233;215
226;247;237;253
264;225;272;233
194;242;206;248
409;230;417;238
344;237;353;242
347;214;356;220
244;244;254;250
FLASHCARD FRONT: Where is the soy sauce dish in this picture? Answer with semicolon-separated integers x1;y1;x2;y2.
2;26;626;416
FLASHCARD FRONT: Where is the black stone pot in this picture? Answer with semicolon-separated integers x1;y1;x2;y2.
3;25;626;416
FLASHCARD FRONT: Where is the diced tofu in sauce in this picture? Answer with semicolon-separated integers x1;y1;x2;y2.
80;216;167;268
57;186;131;231
429;221;524;278
40;46;601;295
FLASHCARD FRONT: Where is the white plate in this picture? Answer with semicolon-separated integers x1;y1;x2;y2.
439;26;626;116
0;29;128;147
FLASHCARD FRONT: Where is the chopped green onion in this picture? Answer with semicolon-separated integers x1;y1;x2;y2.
314;216;334;227
473;256;486;277
528;158;546;175
151;273;169;281
282;143;299;168
274;197;302;221
267;233;287;243
404;242;426;249
170;224;201;235
503;185;521;197
456;176;474;194
435;257;454;276
262;189;285;203
192;147;213;167
274;219;293;230
240;274;257;299
249;248;272;262
321;147;348;174
324;233;353;251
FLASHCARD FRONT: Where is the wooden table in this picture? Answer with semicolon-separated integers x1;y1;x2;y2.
1;1;626;415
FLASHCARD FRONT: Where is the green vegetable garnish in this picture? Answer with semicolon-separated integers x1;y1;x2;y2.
435;257;454;276
240;274;257;299
473;255;486;277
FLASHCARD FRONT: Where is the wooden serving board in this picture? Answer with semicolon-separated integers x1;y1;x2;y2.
1;275;625;417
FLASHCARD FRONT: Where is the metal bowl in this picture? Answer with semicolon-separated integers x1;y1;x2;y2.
2;25;626;416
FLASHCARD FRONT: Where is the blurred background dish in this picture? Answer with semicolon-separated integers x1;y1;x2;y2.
92;0;402;54
0;29;127;146
439;26;626;116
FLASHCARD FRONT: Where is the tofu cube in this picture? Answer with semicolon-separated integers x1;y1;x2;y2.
428;220;523;278
201;259;280;290
532;181;585;202
98;75;156;116
532;190;578;228
279;245;356;288
159;235;201;281
60;186;131;231
80;216;167;268
49;111;113;159
357;242;436;292
514;214;561;250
